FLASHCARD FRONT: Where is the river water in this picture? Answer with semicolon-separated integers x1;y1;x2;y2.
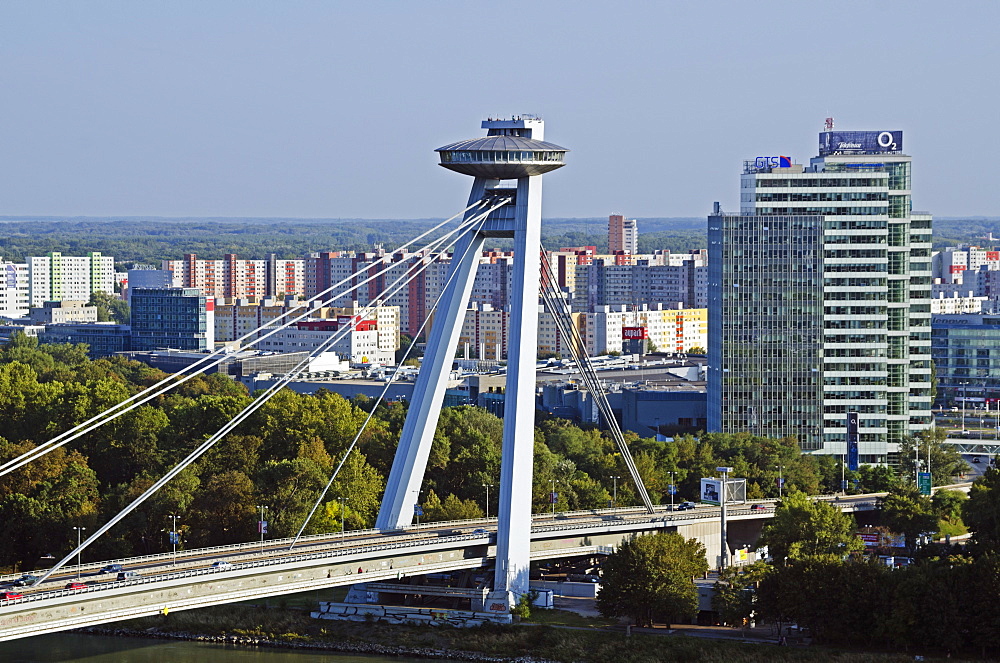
12;633;432;663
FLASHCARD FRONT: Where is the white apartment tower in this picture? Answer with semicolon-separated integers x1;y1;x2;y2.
27;252;115;308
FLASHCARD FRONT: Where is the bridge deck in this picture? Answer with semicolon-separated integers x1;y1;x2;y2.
0;494;892;642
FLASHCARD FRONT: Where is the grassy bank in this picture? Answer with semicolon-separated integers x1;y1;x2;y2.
116;605;969;663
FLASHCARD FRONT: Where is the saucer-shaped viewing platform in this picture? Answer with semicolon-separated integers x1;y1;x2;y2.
436;135;568;179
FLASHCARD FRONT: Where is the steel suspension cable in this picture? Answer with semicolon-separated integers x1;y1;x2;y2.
32;199;509;585
289;212;493;548
538;250;654;513
1;200;497;477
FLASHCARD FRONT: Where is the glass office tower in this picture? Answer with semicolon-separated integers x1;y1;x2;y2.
708;130;933;464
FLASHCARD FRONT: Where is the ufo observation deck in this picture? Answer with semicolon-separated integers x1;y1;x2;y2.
436;135;568;179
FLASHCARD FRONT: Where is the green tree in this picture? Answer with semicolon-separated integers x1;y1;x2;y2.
420;489;483;522
932;488;967;530
0;439;100;570
964;467;1000;555
757;491;864;565
879;485;939;553
596;532;708;627
898;428;969;486
186;470;257;547
712;561;771;628
88;290;130;324
857;464;899;493
756;558;894;646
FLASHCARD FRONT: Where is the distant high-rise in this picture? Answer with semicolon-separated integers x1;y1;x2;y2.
27;252;115;308
608;214;638;254
708;130;933;464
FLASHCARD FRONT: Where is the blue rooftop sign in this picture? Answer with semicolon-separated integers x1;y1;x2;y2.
819;130;902;156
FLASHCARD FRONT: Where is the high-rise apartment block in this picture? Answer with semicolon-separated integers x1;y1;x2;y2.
932;246;1000;282
162;254;305;300
608;214;638;254
571;254;707;312
708;130;933;464
0;260;30;318
27;252;115;308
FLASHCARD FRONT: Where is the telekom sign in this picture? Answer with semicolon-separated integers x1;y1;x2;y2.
621;327;647;340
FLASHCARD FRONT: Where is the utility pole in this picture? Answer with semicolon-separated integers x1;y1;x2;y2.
483;483;493;520
961;382;968;433
72;526;86;580
338;497;346;539
841;453;847;494
717;467;732;572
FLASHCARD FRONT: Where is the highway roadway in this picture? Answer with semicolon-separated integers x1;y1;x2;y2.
3;488;950;642
0;491;891;607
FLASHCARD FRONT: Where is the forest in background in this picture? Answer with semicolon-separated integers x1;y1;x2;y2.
0;216;996;264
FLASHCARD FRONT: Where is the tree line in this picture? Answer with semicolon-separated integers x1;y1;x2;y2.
0;332;970;575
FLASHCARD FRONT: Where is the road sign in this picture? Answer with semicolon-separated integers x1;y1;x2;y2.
918;472;932;496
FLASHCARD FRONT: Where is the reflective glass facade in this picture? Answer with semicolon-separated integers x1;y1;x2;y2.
709;141;932;465
131;287;211;352
931;314;1000;406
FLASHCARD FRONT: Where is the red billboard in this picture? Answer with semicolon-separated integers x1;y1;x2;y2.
621;327;647;340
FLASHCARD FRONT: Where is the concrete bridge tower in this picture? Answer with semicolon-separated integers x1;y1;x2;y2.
375;117;567;613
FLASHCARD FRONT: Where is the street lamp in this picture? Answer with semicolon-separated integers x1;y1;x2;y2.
669;471;676;512
961;382;969;433
717;467;733;571
482;483;494;520
338;497;346;539
776;465;783;499
71;526;86;580
611;475;621;512
549;479;559;515
257;505;267;554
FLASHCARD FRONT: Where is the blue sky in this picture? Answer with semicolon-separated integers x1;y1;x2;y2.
1;1;997;219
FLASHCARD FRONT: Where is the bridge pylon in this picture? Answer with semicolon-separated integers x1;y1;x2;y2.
375;117;567;614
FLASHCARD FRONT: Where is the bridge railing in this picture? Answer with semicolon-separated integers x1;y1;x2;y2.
0;493;889;586
0;500;883;610
0;526;392;585
0;529;489;609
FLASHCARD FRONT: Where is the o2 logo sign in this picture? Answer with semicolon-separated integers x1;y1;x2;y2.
754;156;791;169
877;131;898;150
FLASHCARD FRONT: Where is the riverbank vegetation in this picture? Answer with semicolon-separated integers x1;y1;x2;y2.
112;604;968;663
